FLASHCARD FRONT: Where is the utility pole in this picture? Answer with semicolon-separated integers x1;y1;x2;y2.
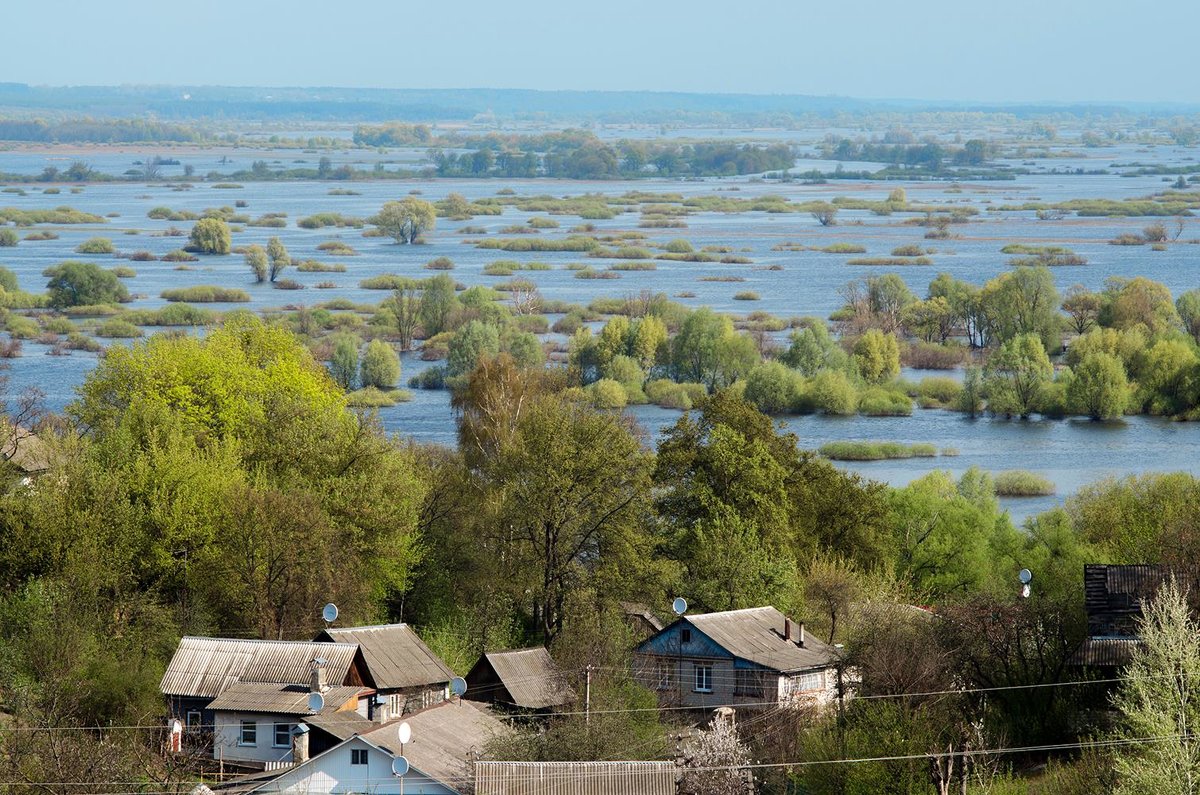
585;665;592;726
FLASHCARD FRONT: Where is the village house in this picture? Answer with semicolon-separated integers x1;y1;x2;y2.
633;606;847;710
316;623;455;715
213;699;508;795
1070;563;1170;669
464;647;574;712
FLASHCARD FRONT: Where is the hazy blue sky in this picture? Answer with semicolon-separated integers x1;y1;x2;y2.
4;0;1198;103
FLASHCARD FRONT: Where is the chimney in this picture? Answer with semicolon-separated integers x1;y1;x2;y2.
784;618;792;642
797;622;806;648
292;724;310;764
310;658;328;693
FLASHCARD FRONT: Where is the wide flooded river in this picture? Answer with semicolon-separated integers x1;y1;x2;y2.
2;139;1198;521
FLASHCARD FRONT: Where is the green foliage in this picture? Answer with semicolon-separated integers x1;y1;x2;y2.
160;285;250;303
1068;351;1129;419
46;261;129;308
0;265;18;292
74;236;115;254
588;378;628;409
809;369;858;415
94;318;142;338
360;339;401;389
993;470;1056;496
0;229;18;247
742;361;802;414
244;244;268;283
329;334;359;390
985;333;1053;418
188;217;232;254
447;320;501;377
368;197;437;244
852;329;901;383
266;236;290;282
819;441;938;460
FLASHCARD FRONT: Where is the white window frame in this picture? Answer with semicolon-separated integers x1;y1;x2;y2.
273;723;292;748
796;671;824;692
185;710;202;729
655;659;673;691
693;663;713;693
238;720;257;747
351;748;369;766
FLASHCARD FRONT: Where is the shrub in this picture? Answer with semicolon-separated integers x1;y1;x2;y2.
916;376;963;406
110;266;137;279
891;244;926;257
425;256;455;270
589;378;628;409
903;341;968;369
4;315;39;338
188;218;231;254
0;229;18;247
993;470;1056;496
733;291;760;301
0;266;18;292
360;274;414;290
160;285;250;303
808;370;857;415
818;441;938;460
75;237;115;254
95;318;143;338
273;278;304;290
47;261;130;308
528;216;559;229
665;238;694;254
162;249;199;262
23;231;58;241
743;361;801;414
857;386;913;416
295;260;346;272
316;241;357;255
346;387;411;407
360;339;401;389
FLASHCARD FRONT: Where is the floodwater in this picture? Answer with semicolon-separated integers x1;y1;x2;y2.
1;138;1198;522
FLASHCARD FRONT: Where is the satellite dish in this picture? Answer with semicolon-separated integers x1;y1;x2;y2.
307;692;325;713
450;677;467;697
391;756;410;777
672;597;688;616
397;721;412;745
322;603;339;623
1018;569;1033;585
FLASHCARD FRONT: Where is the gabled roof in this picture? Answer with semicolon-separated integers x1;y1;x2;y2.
621;602;665;632
317;623;454;690
1070;636;1144;668
647;606;840;674
160;637;359;699
207;682;365;715
469;648;574;709
362;700;509;788
476;761;678;795
303;709;377;740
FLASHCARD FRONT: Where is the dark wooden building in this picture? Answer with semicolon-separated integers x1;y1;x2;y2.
1071;563;1170;668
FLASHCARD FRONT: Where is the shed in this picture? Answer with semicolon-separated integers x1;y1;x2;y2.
464;648;574;710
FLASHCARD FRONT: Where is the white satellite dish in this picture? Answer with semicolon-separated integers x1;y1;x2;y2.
307;692;325;713
450;677;468;697
397;721;412;745
321;603;339;623
672;597;688;616
391;756;410;777
1018;569;1033;585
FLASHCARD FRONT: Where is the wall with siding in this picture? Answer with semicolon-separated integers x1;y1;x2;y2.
212;712;296;765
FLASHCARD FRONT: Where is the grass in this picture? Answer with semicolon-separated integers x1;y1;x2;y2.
110;266;137;278
733;291;761;301
891;244;927;257
818;441;939;461
160;286;250;303
75;237;115;254
94;318;143;338
295;260;346;272
993;470;1056;496
162;249;199;262
359;274;415;290
316;241;358;255
347;387;412;407
846;256;933;266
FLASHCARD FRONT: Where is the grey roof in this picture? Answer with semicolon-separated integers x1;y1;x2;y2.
160;637;359;699
206;682;364;715
362;700;509;788
474;648;574;709
1070;636;1144;668
318;623;454;690
303;709;377;740
685;606;840;673
476;761;678;795
621;602;665;632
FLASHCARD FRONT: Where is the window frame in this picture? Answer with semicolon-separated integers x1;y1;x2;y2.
680;628;692;644
655;659;673;691
185;710;202;729
734;669;764;698
273;723;292;748
351;748;369;766
693;663;713;694
238;720;257;747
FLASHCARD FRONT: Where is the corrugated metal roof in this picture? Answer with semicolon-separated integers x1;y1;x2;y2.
475;761;678;795
684;606;839;673
475;648;574;709
303;710;377;740
621;602;665;632
318;624;454;690
207;682;364;715
363;700;509;788
1070;636;1144;668
160;637;359;699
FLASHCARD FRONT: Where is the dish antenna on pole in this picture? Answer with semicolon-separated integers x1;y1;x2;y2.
391;756;410;776
306;692;325;713
450;677;467;698
1019;568;1033;599
672;597;688;616
397;721;412;745
321;603;338;624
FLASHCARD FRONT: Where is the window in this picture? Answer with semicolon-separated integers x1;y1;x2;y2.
681;628;692;644
351;748;369;766
693;664;713;693
185;711;202;729
655;660;673;691
735;669;764;697
796;671;824;692
273;723;292;748
238;720;257;746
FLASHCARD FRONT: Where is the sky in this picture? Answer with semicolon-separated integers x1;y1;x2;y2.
3;0;1199;104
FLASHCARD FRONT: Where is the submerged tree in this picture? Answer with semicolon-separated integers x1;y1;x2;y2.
369;197;437;244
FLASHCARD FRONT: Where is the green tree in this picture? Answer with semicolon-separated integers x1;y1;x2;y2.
46;261;129;307
980;265;1060;349
1138;339;1199;416
1177;289;1200;345
1062;284;1103;336
852;329;901;383
389;285;421;351
1068;352;1129;420
629;316;668;372
360;339;401;389
368;198;437;244
1112;580;1200;794
328;335;359;390
957;365;984;418
447;320;501;377
244;244;268;284
266;236;290;282
1102;276;1180;335
188;217;231;254
742;361;800;415
780;319;843;376
420;274;458;336
985;333;1053;418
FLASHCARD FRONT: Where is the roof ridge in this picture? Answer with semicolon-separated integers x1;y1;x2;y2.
326;622;411;633
181;635;358;648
